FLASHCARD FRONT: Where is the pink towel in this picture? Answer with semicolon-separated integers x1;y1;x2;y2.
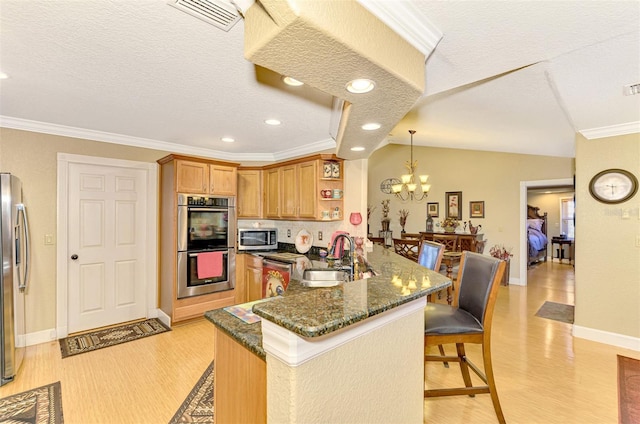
197;251;224;279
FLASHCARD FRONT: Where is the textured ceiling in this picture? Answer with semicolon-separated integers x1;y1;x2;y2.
0;0;639;162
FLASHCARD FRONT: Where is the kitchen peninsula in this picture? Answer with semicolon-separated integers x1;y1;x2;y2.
206;244;452;423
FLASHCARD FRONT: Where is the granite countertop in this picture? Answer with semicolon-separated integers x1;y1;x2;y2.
205;244;452;360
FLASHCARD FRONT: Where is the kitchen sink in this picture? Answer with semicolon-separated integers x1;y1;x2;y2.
301;269;348;287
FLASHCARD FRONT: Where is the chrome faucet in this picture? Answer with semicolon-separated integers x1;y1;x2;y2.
328;234;355;281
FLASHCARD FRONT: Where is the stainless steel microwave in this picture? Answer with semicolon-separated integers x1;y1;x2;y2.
237;228;278;251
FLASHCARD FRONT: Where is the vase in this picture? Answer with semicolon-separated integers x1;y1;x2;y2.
381;218;390;231
443;226;455;233
501;258;510;286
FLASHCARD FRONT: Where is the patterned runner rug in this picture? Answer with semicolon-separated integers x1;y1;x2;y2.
618;355;640;423
59;318;170;358
535;301;574;324
0;381;64;423
169;361;214;424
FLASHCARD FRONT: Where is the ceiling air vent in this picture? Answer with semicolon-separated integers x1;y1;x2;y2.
168;0;241;32
623;83;640;96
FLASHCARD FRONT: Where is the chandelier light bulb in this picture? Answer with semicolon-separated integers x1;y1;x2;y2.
419;175;429;183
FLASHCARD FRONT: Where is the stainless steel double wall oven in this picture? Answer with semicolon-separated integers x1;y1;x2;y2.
177;194;236;298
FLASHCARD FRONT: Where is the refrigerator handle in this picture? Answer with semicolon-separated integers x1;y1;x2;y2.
16;204;30;292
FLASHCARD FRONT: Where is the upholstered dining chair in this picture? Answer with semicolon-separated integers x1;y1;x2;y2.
424;251;507;424
418;241;445;302
393;238;421;262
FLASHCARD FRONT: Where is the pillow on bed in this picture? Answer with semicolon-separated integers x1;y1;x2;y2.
527;218;543;231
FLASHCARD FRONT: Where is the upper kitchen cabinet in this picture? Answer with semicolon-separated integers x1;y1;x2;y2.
260;154;342;221
159;155;239;196
237;168;262;218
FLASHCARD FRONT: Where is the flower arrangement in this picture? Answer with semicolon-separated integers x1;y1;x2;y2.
489;244;513;261
440;217;459;232
398;209;409;232
381;199;390;218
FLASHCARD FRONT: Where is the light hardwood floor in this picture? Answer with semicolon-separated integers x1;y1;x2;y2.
0;260;637;423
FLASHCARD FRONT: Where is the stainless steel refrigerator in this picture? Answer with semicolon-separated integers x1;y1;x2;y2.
0;173;29;385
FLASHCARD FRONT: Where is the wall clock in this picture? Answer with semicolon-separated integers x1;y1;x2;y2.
588;168;638;204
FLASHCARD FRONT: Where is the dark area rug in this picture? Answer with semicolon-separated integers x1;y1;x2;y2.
169;361;214;424
59;318;170;358
0;381;64;423
618;355;640;424
535;301;574;324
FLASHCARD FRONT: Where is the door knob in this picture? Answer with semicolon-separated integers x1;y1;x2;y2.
71;254;78;260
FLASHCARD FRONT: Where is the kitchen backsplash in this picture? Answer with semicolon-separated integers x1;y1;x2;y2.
237;219;368;249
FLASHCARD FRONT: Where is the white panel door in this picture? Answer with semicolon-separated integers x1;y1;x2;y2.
67;163;147;333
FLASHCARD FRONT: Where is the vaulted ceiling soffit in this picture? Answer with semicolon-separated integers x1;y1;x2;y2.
243;0;432;160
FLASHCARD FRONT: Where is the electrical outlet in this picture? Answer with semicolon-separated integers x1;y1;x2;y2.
287;229;291;237
44;234;54;245
318;231;323;241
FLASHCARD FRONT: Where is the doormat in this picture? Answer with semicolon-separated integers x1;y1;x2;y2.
618;355;640;424
169;361;214;424
0;381;64;423
59;318;170;358
535;301;574;324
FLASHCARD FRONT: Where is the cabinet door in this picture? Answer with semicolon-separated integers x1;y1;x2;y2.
237;170;262;218
297;161;318;219
176;160;208;194
210;165;237;196
264;168;281;218
280;164;298;218
246;262;263;302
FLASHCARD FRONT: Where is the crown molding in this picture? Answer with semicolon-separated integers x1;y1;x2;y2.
0;115;335;163
579;121;640;139
356;0;443;57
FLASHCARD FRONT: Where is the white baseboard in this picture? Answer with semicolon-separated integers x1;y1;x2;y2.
156;309;172;329
573;325;640;352
508;276;523;286
28;308;169;347
25;328;58;347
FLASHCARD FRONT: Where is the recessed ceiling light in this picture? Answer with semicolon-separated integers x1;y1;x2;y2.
221;137;235;143
346;79;375;94
350;146;366;152
283;76;304;87
0;72;8;79
264;119;281;126
362;123;381;130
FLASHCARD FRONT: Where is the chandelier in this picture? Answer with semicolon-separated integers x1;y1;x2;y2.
392;130;431;201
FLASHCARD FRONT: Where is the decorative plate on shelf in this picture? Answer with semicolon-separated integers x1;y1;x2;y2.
323;162;333;178
295;229;313;253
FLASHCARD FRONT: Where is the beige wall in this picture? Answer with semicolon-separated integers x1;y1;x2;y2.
368;144;575;279
574;132;640;340
0;128;169;334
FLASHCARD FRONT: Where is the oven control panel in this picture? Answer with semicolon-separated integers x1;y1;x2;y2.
184;196;229;207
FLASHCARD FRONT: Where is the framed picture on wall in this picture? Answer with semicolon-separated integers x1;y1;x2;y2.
427;202;439;218
470;201;485;218
446;191;462;220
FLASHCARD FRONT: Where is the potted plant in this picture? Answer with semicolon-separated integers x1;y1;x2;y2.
381;199;390;231
398;209;409;234
489;244;513;285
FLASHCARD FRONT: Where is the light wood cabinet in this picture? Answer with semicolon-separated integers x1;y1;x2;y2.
176;160;209;194
214;329;266;424
169;156;238;195
245;254;263;302
280;164;298;218
258;155;337;221
210;164;237;195
264;167;281;218
157;154;240;324
237;168;262;218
